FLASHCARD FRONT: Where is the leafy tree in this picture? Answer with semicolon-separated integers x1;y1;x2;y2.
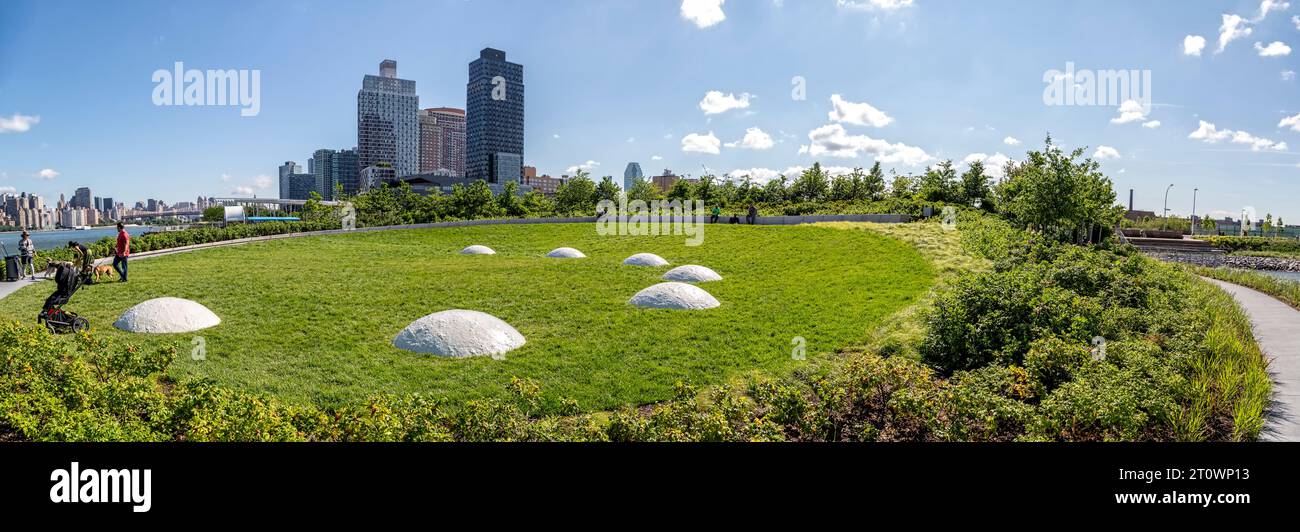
995;136;1123;242
666;179;693;201
627;177;663;202
595;176;620;203
523;190;553;215
790;163;830;202
890;172;917;200
694;175;718;204
918;160;958;203
497;181;528;217
762;176;789;203
959;160;991;208
830;173;855;201
862;162;887;201
201;206;225;223
554;170;597;214
450;180;503;219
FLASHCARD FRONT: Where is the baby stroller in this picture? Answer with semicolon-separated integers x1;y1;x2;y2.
37;262;90;334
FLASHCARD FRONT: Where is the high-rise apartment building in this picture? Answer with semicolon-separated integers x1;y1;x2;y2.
466;48;524;183
357;59;419;178
313;148;360;199
73;187;92;209
418;107;467;177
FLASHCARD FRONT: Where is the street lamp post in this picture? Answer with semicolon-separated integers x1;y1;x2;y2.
1190;188;1198;236
1162;184;1174;230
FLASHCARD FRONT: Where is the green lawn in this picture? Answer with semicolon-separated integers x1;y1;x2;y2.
0;223;933;411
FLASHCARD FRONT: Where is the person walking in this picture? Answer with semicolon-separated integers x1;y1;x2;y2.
113;223;130;282
18;231;36;279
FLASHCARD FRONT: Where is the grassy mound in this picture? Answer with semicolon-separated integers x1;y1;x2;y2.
0;223;932;412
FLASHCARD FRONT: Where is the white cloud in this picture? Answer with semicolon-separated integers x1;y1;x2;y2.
728;167;782;183
1003;136;1021;146
681;132;722;154
1218;14;1253;53
231;186;255;196
1183;35;1207;56
827;94;894;127
0;113;40;133
220;173;232;182
1110;99;1150;124
1254;0;1291;22
1280;112;1300;131
1189;120;1288;151
1142;120;1162;129
37;168;59;180
1283;70;1297;80
836;0;915;11
651;155;664;161
565;160;601;173
798;123;931;166
253;175;273;189
552;133;560;139
724;127;775;150
0;186;15;194
1255;41;1292;56
1092;146;1121;160
626;137;636;143
1294;14;1300;29
698;90;752;115
681;0;726;29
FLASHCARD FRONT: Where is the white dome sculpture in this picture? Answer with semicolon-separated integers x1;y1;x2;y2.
114;297;221;334
628;282;721;310
393;310;525;358
546;247;586;259
460;245;496;255
623;253;670;267
662;265;723;283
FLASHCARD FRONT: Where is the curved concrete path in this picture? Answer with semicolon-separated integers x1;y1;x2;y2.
1203;278;1300;442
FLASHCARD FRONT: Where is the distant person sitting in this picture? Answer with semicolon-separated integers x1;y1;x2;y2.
746;204;758;225
710;206;721;224
113;223;130;283
729;212;741;224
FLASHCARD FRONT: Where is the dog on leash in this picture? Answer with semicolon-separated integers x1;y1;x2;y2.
42;261;73;279
93;264;115;282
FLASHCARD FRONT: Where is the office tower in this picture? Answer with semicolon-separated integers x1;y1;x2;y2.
624;162;643;191
313;148;361;199
279;161;302;199
278;161;317;200
418;107;467;177
357;59;419;178
466;48;524;183
73;187;92;209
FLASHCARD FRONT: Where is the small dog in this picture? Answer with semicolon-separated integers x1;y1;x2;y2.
93;264;115;282
42;261;72;279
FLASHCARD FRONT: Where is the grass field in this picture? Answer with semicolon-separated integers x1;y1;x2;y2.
0;223;933;411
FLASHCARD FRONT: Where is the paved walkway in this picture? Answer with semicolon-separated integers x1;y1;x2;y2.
1204;278;1300;442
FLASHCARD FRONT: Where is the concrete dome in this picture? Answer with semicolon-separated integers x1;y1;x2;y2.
623;253;670;267
114;297;221;334
546;247;586;259
629;282;720;310
460;245;496;255
393;309;525;358
662;265;723;283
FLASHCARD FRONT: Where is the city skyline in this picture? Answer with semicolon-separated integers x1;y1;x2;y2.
1;0;1299;221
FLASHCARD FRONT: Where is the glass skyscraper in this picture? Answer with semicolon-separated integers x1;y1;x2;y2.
623;162;643;191
313;148;360;199
466;48;524;183
357;59;419;179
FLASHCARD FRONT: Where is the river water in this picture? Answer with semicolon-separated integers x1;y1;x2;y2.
0;226;154;254
1256;270;1300;283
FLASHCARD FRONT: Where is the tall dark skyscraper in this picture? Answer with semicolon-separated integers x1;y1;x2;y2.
357;59;419;179
313;148;360;199
466;48;524;183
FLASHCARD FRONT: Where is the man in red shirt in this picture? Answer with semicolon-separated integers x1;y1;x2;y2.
113;222;130;283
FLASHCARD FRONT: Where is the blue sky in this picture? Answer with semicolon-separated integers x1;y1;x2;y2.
1;0;1297;221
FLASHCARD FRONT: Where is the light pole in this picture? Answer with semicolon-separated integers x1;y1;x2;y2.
1162;184;1174;230
1190;188;1198;236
